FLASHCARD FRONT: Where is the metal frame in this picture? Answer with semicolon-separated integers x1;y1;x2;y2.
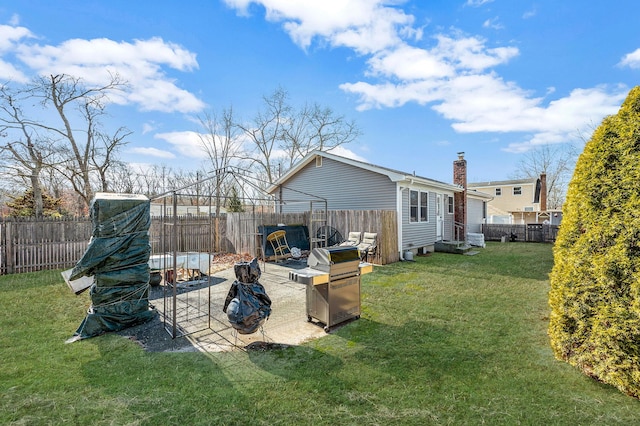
150;168;328;339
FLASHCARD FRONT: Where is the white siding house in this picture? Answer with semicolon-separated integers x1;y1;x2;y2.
267;150;488;259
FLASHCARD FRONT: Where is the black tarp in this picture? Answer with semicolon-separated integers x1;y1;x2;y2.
258;225;310;257
66;193;154;342
223;258;272;334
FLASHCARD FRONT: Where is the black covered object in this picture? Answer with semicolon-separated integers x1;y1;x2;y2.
67;193;154;342
223;258;272;334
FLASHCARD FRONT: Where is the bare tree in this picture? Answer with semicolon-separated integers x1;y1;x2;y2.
238;87;361;184
104;161;137;194
91;129;132;192
237;87;291;184
0;84;59;217
282;102;361;167
512;143;578;209
197;107;244;250
32;74;131;213
198;109;243;202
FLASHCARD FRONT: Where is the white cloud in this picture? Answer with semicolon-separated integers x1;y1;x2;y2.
326;145;368;162
438;80;624;135
0;24;34;82
223;0;416;54
142;122;157;134
154;131;208;159
367;44;454;80
500;87;627;152
9;14;20;26
0;26;205;113
482;17;504;30
466;0;494;6
225;0;627;154
619;48;640;69
128;147;176;159
432;34;518;71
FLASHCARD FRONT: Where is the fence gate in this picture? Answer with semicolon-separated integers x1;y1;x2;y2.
153;191;216;339
526;224;544;242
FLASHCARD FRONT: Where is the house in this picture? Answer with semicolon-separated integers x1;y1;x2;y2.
468;173;561;225
266;150;491;260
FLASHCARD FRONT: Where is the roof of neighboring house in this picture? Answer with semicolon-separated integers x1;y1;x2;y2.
467;189;494;200
267;150;463;194
468;177;536;187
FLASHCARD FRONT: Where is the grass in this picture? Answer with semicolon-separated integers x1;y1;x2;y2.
1;242;639;425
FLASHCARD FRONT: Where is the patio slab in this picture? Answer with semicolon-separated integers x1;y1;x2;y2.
119;259;332;353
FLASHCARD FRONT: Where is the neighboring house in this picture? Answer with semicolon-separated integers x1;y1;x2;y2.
468;174;562;225
266;150;491;259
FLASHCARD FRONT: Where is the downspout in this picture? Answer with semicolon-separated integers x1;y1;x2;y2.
397;184;405;261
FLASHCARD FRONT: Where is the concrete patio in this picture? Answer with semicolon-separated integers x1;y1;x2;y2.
120;259;332;353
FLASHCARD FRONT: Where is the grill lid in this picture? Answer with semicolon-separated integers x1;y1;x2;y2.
307;246;360;267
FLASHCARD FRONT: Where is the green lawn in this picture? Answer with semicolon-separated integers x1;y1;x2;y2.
1;242;638;425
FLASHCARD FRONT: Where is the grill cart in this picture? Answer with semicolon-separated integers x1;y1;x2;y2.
289;246;373;331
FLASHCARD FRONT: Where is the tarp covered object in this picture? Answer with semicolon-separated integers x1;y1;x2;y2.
223;258;272;334
66;193;155;342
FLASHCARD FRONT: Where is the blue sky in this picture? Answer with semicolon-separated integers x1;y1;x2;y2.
1;0;639;183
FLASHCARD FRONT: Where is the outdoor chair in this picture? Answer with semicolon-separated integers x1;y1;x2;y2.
339;231;362;247
266;230;292;262
357;232;378;262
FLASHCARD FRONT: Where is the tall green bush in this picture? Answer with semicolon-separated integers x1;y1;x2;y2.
549;86;640;398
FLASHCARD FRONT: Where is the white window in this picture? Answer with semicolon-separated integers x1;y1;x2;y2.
524;206;534;212
421;192;428;222
410;190;429;222
495;188;502;196
513;186;522;195
448;196;454;214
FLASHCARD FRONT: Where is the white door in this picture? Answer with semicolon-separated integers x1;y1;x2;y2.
436;194;443;240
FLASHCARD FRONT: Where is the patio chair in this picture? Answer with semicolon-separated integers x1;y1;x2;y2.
266;230;291;262
357;232;378;262
339;231;362;247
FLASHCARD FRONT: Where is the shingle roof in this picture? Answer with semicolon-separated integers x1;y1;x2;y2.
268;149;463;193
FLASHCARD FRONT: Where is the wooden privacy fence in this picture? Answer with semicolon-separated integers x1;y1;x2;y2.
482;223;559;243
325;209;398;265
225;209;397;265
0;217;93;275
1;209;398;275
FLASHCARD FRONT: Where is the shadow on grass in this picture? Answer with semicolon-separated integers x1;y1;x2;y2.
246;343;344;381
81;334;248;424
335;318;486;382
245;316;486;393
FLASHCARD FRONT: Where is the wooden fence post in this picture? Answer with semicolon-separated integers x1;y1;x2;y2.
5;220;14;274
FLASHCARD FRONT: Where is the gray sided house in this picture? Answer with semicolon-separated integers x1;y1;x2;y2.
267;150;488;260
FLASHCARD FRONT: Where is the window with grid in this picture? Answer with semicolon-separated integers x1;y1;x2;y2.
410;190;429;222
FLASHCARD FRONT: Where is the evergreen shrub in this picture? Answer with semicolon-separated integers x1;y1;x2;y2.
549;86;640;398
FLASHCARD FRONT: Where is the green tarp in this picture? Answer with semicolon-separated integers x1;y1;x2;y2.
67;193;155;342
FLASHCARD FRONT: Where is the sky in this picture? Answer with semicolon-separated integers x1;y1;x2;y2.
1;0;639;184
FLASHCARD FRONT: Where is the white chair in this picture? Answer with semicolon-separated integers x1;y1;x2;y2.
340;231;362;246
357;232;378;261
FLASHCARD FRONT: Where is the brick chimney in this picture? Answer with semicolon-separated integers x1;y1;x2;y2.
540;173;547;211
453;152;467;239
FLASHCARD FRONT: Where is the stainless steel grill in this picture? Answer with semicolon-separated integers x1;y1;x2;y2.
289;246;373;331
